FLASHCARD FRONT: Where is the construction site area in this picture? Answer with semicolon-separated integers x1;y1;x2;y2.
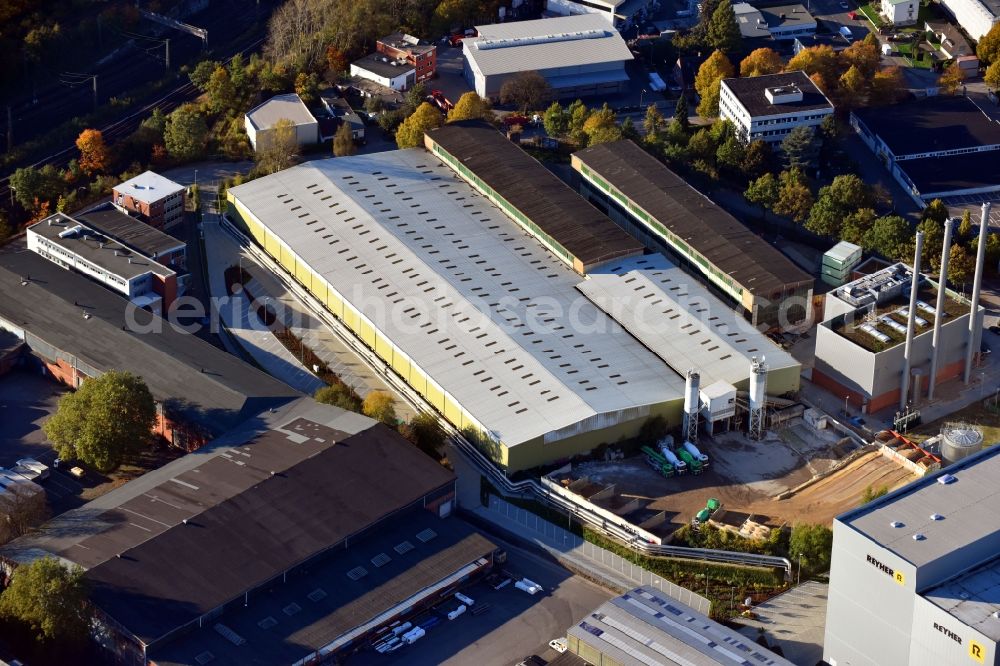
547;411;918;543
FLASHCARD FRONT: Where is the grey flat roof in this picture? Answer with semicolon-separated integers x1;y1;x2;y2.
379;31;436;55
351;52;415;79
569;586;795;665
722;71;833;117
924;557;1000;641
580;255;799;388
853;96;1000;157
839;446;1000;570
150;513;494;665
113;170;185;205
76;207;185;258
898;148;1000;196
29;214;174;279
0;246;299;436
2;398;456;647
573;140;814;296
245;93;317;131
228;149;682;448
465;14;633;77
733;3;771;39
761;3;815;28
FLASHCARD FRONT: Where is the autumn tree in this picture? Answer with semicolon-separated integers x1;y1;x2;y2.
582;104;622;145
706;0;741;52
742;139;774;179
164;104;209;161
958;209;973;239
917;218;946;271
189;59;220;90
740;47;783;77
869;66;906;106
837;65;867;110
499;71;552;112
543;102;569;137
447;92;493;123
773;168;813;222
644;104;666;141
75;129;109;175
205;66;236;115
694;50;734;118
922;198;950;224
294;71;321;104
568;99;590;145
314;382;362;412
325;45;348;75
362;390;397;426
332;121;356;157
43;371;156;472
256;118;299;174
400;412;446;457
0;557;90;645
786;45;840;91
395;102;442;148
985;61;1000;90
977;23;1000;64
841;37;880;77
938;63;964;95
948;243;976;288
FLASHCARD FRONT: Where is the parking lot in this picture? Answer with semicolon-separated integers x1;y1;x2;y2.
348;537;613;666
0;369;89;514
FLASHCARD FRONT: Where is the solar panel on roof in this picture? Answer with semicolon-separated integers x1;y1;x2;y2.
346;566;368;580
371;552;391;567
416;528;437;542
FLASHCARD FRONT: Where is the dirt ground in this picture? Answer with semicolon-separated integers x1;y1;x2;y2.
567;419;918;531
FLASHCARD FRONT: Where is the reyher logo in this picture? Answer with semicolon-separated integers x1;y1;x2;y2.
969;640;985;664
866;554;905;585
934;622;962;644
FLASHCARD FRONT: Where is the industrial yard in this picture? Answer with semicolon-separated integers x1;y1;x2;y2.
556;419;917;537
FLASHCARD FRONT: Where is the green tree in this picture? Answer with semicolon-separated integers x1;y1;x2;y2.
403;82;428;117
620;116;639;141
400;412;446;457
742;139;773;179
972;232;1000;273
922;198;949;224
841;208;878;244
9;165;64;210
745;172;779;210
543;102;569;137
582;104;619;145
43;371;156;472
917;217;945;271
499;70;553;112
674;94;690;132
189;59;220;91
781;125;818;171
164;104;209;161
0;557;90;644
706;0;741;52
958;209;973;239
294;71;321;105
863;215;911;260
395;102;443;148
567;99;590;144
447;92;493;123
314;382;362;412
740;47;783;77
694;50;734;118
716;135;745;175
860;484;889;505
332;121;357;157
206;66;236;115
362;390;397;426
773;168;814;222
977;23;1000;65
256;117;299;174
644;104;666;141
806;174;872;237
789;523;833;572
141;107;168;136
948;243;976;288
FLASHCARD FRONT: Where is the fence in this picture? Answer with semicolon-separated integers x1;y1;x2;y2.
485;495;712;615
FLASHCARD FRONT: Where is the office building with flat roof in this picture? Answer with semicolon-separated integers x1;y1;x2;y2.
76;206;186;270
112;170;186;229
462;15;632;100
719;71;833;144
568;586;796;665
225;147;798;471
825;445;1000;666
572;139;814;330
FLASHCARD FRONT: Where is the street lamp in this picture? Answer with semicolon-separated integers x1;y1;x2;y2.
844;394;849;417
640;88;647;108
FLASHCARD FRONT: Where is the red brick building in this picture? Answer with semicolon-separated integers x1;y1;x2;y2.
112;171;186;230
377;32;437;82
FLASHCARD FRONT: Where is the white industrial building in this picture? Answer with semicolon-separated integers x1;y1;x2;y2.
462;15;633;101
719;71;834;144
225;145;797;471
882;0;919;25
825;445;1000;666
244;93;319;152
349;53;416;91
938;0;999;39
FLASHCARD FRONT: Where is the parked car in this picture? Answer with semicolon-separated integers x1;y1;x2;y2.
549;638;568;653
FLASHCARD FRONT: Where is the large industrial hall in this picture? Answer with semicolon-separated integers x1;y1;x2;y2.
225;134;798;471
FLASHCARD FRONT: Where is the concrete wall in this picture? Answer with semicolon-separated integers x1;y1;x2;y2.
824;520;920;666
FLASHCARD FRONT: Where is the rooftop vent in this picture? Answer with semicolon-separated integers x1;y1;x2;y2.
913;533;926;541
930;513;944;521
938;473;958;485
993;611;1000;619
764;84;804;105
890;521;904;528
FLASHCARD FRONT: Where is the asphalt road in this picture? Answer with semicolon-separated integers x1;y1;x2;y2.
349;535;614;666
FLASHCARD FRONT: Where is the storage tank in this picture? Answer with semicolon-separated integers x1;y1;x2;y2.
684;370;700;443
658;443;687;473
748;357;767;440
941;424;984;463
682;441;709;467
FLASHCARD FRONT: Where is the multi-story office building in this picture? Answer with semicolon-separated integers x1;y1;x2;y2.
719;71;834;144
112;170;186;229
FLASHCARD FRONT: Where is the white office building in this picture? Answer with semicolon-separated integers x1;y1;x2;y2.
938;0;999;39
719;71;834;144
882;0;919;25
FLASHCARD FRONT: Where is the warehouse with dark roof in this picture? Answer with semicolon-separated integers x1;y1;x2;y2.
0;399;495;665
572;140;814;330
851;96;1000;206
424;121;643;274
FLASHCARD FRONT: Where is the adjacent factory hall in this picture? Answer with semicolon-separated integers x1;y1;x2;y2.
225;127;798;472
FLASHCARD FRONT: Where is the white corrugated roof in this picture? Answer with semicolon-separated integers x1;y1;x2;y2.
229;149;685;448
114;170;185;205
245;93;317;131
578;254;799;388
465;14;633;77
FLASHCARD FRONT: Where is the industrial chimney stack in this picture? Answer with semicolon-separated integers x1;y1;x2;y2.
964;202;990;383
683;370;700;444
900;232;923;410
928;219;953;401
